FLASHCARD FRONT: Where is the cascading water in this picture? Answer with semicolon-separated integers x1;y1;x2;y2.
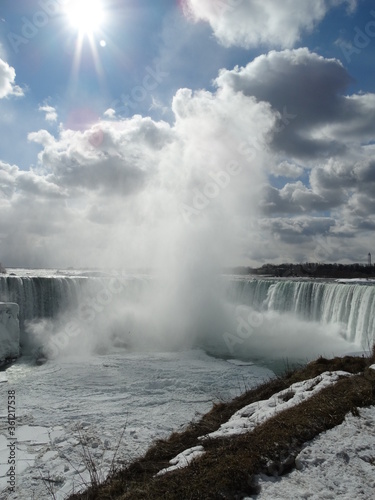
0;276;88;328
0;274;151;353
231;278;375;346
1;274;374;359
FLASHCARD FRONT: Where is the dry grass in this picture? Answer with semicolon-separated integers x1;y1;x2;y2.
68;350;375;500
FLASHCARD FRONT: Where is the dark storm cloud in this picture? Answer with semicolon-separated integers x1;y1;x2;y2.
216;48;375;159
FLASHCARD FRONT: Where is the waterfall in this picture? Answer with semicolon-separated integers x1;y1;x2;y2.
1;275;374;356
232;278;375;345
0;275;150;331
0;276;88;329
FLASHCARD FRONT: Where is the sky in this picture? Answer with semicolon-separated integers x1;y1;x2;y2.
0;0;375;268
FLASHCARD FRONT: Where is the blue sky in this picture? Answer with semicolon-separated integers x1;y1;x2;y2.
0;0;375;267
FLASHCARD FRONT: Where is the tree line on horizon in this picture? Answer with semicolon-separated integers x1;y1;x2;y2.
230;262;375;278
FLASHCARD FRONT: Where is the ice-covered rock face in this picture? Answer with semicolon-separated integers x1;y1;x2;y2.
0;303;20;363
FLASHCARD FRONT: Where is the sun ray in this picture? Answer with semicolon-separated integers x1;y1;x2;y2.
64;0;108;87
87;33;106;83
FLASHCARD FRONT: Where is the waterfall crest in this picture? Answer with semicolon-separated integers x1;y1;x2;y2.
232;278;375;345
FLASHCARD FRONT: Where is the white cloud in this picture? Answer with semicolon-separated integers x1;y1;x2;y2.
1;47;375;267
183;0;357;49
0;58;23;99
261;181;331;215
39;105;58;123
103;108;116;118
28;130;55;147
272;161;304;179
0;161;64;199
1;83;276;267
149;96;169;115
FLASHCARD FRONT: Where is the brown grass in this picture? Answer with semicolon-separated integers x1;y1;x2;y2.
68;352;375;500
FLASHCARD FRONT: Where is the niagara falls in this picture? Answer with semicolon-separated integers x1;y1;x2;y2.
1;0;375;498
1;267;375;498
1;271;374;365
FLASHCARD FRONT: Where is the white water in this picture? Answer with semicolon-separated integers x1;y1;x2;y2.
231;278;375;346
0;272;373;361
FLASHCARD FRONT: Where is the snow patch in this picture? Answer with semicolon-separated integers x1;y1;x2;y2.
201;371;351;440
156;446;205;476
256;406;375;499
336;278;375;284
156;370;354;481
0;303;19;363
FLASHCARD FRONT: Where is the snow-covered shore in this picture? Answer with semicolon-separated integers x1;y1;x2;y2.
153;363;375;500
257;404;375;499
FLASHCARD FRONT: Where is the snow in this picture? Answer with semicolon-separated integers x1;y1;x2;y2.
370;364;375;371
156;446;205;476
156;369;375;499
336;278;375;284
0;303;20;363
256;406;375;499
4;268;145;279
0;350;272;499
201;371;351;440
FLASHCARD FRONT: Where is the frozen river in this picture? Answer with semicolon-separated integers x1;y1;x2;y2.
0;349;272;499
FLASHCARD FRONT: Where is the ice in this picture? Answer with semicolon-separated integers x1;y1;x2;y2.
226;359;255;366
0;303;19;363
16;425;64;444
0;350;272;499
0;435;35;491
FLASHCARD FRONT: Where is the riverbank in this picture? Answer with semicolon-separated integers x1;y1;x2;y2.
68;349;375;499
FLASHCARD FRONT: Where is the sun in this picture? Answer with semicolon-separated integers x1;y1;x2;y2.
64;0;105;35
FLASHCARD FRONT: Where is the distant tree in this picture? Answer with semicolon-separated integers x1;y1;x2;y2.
0;263;6;274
